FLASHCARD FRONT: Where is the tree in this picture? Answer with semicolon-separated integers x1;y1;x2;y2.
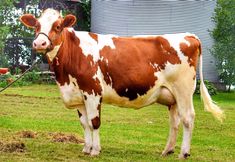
211;0;235;91
0;1;39;69
0;0;91;70
0;0;14;67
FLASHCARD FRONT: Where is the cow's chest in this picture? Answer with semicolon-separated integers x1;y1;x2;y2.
57;76;84;108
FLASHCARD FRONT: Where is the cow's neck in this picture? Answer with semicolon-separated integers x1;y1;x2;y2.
51;29;94;87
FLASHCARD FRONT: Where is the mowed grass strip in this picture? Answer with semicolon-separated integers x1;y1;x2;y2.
0;85;234;162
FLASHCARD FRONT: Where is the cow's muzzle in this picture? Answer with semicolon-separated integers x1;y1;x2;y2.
33;32;53;54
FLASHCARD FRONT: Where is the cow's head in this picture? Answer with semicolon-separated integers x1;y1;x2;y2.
20;8;76;54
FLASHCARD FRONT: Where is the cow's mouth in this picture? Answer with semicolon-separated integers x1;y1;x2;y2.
34;47;53;55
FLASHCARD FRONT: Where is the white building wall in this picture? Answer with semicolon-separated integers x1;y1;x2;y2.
91;0;218;82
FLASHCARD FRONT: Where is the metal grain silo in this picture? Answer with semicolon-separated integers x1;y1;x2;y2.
91;0;218;82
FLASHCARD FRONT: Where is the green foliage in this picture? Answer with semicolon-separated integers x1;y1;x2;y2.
211;0;235;91
0;70;55;88
0;0;15;67
0;1;91;68
62;0;91;31
0;73;30;87
195;80;217;95
0;1;40;67
80;0;91;31
22;70;40;83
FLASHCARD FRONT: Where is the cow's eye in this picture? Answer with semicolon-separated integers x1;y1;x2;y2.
56;25;61;31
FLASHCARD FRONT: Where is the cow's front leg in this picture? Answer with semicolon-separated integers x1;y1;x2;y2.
77;106;92;154
84;93;102;156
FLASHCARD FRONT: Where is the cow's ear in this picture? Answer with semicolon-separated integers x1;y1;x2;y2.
62;14;76;28
20;14;37;28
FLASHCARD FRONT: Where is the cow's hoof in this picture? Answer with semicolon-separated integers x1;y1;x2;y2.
82;146;92;155
161;150;174;156
178;153;190;159
90;149;100;156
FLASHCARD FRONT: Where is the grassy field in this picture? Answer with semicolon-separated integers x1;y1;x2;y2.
0;85;234;162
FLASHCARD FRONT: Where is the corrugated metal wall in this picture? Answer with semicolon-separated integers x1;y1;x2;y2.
91;0;218;82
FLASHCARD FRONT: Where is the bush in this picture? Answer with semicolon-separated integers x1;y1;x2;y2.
0;70;55;88
21;70;40;83
0;73;30;87
195;80;217;95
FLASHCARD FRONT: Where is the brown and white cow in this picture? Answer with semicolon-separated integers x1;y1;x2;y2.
20;9;224;159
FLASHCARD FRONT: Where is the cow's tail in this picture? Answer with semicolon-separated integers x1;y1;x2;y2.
199;51;224;122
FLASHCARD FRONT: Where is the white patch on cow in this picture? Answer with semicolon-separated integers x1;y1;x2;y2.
154;61;196;93
46;44;61;62
83;125;92;153
84;91;101;123
162;33;193;63
92;71;99;81
58;75;83;108
78;106;93;153
105;59;109;65
149;62;158;70
66;29;116;64
91;129;101;155
38;9;61;35
37;9;61;44
72;31;101;62
97;34;117;50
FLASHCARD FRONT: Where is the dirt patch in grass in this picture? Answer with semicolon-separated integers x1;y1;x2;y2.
50;132;84;144
2;94;60;99
0;141;26;153
17;130;37;138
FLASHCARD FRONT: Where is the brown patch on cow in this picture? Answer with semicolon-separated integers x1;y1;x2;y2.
180;36;201;70
0;141;26;153
89;32;98;43
99;36;181;100
50;132;84;144
17;130;36;138
98;58;112;86
48;19;64;47
193;75;196;80
92;116;100;129
91;103;101;129
52;29;102;95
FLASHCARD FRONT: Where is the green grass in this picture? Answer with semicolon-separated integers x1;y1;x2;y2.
0;85;234;162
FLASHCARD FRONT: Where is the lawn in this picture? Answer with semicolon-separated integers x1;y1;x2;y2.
0;85;234;162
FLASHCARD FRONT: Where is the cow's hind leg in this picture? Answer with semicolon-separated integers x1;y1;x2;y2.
162;104;181;156
77;106;93;154
175;91;195;159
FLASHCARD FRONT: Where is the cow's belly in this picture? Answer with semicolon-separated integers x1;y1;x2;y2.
102;84;171;108
57;82;84;109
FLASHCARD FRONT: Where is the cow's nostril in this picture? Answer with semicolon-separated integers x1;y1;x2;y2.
42;41;46;46
33;42;37;47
